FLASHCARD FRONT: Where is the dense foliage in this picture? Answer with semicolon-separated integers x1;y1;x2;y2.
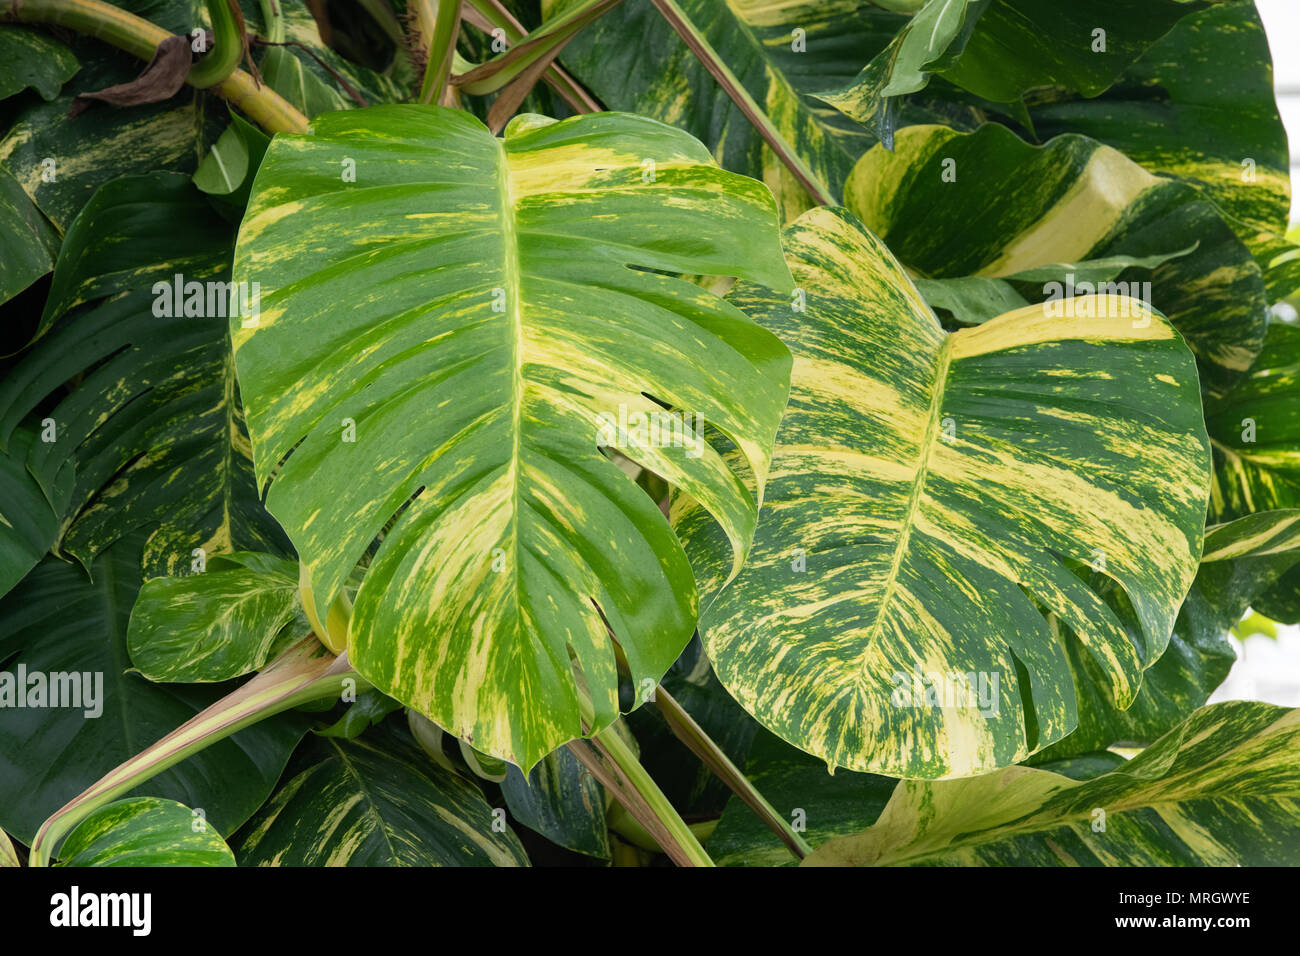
1;0;1299;867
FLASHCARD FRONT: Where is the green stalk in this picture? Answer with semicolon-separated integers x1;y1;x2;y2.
591;724;714;866
188;0;243;88
648;0;835;207
654;684;812;860
412;0;462;104
3;0;308;133
567;729;714;867
29;639;353;866
454;0;621;96
565;682;713;866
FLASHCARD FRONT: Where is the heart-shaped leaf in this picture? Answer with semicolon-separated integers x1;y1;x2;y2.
231;105;793;770
677;206;1211;778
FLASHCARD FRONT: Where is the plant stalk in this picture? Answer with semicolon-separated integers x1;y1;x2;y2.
567;729;714;866
453;0;620;96
412;0;462;104
648;0;835;207
29;639;352;866
3;0;309;133
461;0;601;113
654;684;812;859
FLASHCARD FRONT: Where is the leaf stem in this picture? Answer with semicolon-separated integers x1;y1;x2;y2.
568;728;715;866
461;0;601;112
2;0;309;133
453;0;620;96
28;639;352;866
648;0;835;207
654;684;812;859
412;0;462;104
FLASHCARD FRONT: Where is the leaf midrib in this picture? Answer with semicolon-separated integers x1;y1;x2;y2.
859;336;955;660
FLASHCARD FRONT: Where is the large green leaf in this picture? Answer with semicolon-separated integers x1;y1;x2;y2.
231;105;793;770
548;0;906;214
237;724;530;866
0;537;309;844
127;552;307;683
806;701;1300;865
1205;322;1300;621
1024;2;1298;302
0;25;79;101
677;206;1211;778
57;797;236;867
0;426;68;599
1207;322;1300;522
0;172;287;576
846;123;1269;395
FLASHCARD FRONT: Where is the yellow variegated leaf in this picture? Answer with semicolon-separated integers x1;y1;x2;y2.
845;124;1270;396
231;105;793;771
806;701;1300;865
676;206;1211;779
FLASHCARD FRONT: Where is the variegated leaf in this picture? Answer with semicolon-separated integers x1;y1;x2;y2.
0;25;78;100
0;535;309;844
231;105;793;771
815;0;989;145
237;723;530;866
806;701;1300;865
846;123;1269;395
57;797;235;867
501;744;610;859
676;206;1211;778
709;731;895;867
1026;505;1300;763
0;826;17;867
0;0;217;233
547;0;906;215
0;172;288;576
1026;2;1299;302
128;552;307;683
1203;509;1300;563
1205;322;1300;621
0;164;59;306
